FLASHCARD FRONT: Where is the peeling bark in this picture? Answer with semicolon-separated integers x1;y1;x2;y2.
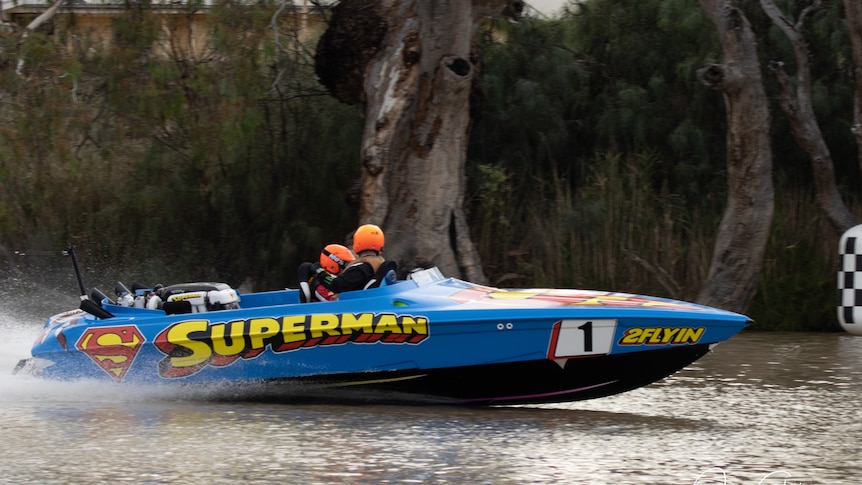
696;0;774;313
315;0;522;282
761;0;858;233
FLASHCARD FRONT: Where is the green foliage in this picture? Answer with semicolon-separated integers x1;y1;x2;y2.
0;1;361;289
111;1;161;51
467;1;861;330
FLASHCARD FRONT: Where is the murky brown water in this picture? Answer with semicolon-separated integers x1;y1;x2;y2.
2;302;861;484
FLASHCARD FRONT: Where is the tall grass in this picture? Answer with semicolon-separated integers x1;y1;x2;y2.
470;152;717;297
746;181;846;331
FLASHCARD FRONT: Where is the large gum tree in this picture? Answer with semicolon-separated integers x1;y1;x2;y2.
314;0;524;282
696;0;775;313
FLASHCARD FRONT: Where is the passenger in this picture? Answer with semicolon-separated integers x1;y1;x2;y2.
298;243;355;302
319;224;387;296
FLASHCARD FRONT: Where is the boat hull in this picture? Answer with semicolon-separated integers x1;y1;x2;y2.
194;344;712;405
13;269;749;405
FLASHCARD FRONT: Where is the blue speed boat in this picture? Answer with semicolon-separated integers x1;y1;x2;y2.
13;249;750;405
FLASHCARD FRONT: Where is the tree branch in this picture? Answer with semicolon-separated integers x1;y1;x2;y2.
16;0;67;76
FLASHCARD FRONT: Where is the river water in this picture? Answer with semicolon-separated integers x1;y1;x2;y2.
1;282;861;484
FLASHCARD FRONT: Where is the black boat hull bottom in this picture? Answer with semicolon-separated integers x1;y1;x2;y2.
186;344;713;405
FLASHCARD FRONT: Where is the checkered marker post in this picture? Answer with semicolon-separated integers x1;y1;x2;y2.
838;225;862;335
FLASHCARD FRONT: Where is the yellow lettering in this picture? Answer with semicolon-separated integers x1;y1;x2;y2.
374;314;402;334
661;327;680;344
619;327;708;346
401;316;428;336
648;328;663;344
309;314;341;339
620;328;642;345
211;320;246;356
678;327;705;344
248;318;280;349
341;313;374;335
281;315;307;345
638;327;656;344
167;320;212;367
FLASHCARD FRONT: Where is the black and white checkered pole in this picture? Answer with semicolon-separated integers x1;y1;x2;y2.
838;225;862;335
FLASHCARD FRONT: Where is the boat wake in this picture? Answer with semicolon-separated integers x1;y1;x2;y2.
0;312;320;404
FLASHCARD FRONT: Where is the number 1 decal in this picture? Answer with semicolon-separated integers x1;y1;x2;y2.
548;319;616;358
578;321;594;352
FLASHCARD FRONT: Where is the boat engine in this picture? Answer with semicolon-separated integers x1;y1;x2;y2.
157;282;241;314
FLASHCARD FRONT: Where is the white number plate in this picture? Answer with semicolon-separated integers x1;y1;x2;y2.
548;319;617;358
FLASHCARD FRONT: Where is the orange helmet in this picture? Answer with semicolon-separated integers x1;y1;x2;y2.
320;244;355;274
353;224;385;253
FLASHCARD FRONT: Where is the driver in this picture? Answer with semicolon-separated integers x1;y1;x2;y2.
310;224;387;300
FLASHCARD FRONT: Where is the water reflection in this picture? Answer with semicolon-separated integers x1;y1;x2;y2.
2;300;861;484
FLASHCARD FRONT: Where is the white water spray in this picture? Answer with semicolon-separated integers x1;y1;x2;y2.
0;274;174;403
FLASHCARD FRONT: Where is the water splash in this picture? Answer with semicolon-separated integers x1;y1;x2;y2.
0;304;56;402
0;273;151;404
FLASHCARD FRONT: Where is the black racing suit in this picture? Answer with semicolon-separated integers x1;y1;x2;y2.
317;254;384;294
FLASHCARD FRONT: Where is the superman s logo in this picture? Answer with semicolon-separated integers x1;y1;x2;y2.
76;326;145;382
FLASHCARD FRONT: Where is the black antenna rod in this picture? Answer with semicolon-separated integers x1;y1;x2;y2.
65;245;87;300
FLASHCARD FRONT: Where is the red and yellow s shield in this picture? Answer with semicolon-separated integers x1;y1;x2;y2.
76;326;145;382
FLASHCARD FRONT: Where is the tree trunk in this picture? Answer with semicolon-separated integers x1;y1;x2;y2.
761;0;859;233
696;0;775;313
845;0;862;175
316;0;522;282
